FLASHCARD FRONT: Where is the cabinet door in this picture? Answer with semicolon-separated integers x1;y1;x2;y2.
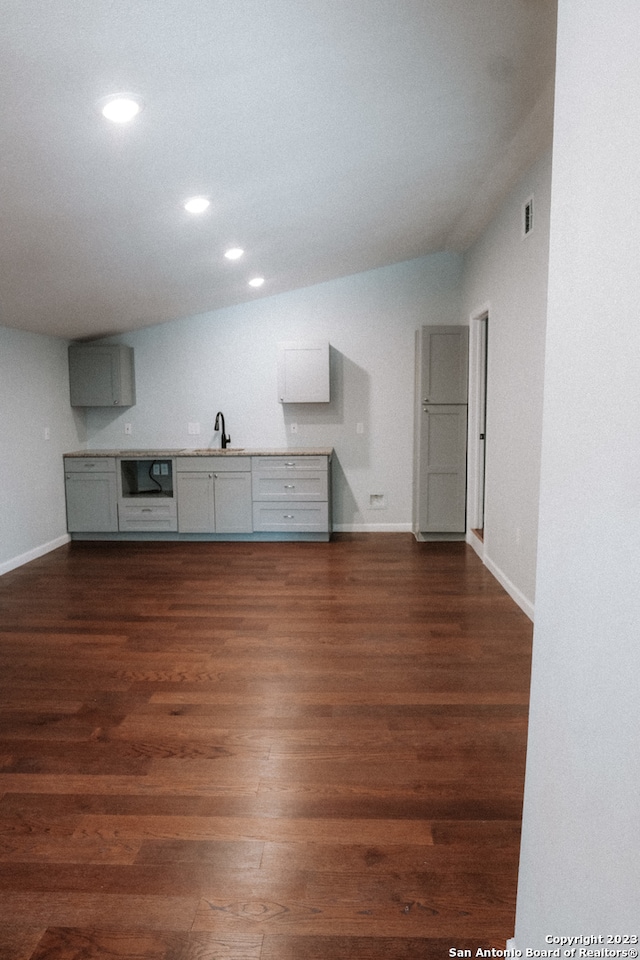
177;472;215;533
277;341;330;403
68;344;135;407
417;405;467;533
213;472;253;533
419;326;468;404
65;472;118;532
177;471;253;533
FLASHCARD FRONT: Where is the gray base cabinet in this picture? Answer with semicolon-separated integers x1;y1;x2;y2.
64;458;118;532
65;451;332;541
118;501;177;532
176;457;252;534
251;456;331;534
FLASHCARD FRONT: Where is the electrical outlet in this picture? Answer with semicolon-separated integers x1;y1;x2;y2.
290;423;298;434
188;422;201;435
124;422;132;435
356;422;364;434
43;426;51;441
369;493;386;509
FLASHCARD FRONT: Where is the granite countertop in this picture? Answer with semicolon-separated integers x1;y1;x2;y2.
64;447;334;458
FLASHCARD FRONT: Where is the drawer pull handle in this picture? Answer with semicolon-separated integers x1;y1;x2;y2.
284;484;295;489
283;514;295;519
142;508;152;513
284;462;296;467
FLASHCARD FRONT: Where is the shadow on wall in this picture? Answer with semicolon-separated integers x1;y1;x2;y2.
330;454;360;528
281;347;371;461
281;348;370;529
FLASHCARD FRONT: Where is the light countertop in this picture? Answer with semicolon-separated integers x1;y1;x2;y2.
64;447;334;458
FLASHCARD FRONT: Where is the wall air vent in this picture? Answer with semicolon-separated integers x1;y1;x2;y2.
523;196;534;238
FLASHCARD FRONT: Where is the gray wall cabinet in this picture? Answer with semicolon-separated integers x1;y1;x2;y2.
414;326;469;537
68;344;135;407
277;341;330;403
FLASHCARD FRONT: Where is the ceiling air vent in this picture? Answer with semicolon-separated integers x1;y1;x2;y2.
523;196;534;238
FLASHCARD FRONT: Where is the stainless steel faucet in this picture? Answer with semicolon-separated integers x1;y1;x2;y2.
214;411;230;448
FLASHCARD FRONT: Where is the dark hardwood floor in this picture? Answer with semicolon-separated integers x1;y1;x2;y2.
0;534;533;959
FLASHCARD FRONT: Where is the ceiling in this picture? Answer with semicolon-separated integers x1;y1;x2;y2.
1;0;557;340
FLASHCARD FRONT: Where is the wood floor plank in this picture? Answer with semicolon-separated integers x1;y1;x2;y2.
0;533;533;957
72;814;434;846
260;935;505;960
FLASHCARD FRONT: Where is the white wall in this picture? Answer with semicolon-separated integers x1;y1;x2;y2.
0;325;84;574
513;0;640;942
462;150;552;616
86;253;463;530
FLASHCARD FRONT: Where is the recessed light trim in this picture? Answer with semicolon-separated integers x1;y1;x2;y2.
184;197;210;214
248;277;265;288
99;94;143;123
224;248;244;260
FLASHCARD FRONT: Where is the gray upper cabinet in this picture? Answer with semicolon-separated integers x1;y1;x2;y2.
419;326;468;404
277;340;330;403
69;344;135;407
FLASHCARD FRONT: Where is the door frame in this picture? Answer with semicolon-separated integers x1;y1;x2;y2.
467;304;490;546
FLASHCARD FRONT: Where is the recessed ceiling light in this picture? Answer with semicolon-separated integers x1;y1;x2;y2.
248;277;265;288
224;248;244;260
100;94;142;123
184;197;210;214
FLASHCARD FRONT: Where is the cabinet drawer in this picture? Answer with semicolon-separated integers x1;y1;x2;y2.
118;503;177;531
252;501;329;533
176;456;251;472
252;472;327;501
252;456;327;474
64;457;116;473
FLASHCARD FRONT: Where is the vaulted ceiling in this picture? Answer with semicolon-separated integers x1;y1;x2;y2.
1;0;557;339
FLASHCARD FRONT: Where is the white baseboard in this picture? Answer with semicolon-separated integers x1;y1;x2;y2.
0;534;71;577
333;523;413;533
467;530;484;559
465;532;534;620
484;552;534;621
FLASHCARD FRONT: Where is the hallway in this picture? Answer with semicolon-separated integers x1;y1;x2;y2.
0;534;532;959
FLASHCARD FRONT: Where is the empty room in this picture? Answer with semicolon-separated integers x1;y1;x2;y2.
1;1;639;957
